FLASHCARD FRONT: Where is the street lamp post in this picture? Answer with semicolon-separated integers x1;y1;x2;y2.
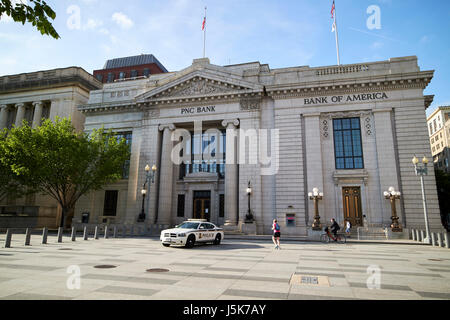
309;188;324;231
137;164;157;222
245;181;254;223
383;186;402;232
412;155;431;244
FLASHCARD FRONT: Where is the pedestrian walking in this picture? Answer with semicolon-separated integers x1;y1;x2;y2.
272;219;281;249
345;220;352;236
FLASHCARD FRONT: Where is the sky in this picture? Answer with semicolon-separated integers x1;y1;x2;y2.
1;0;449;116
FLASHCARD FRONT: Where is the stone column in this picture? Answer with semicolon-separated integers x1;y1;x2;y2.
0;105;8;129
260;97;277;228
222;119;240;226
32;101;44;128
157;123;176;225
15;103;26;127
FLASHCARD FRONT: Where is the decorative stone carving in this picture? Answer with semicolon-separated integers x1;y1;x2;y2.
143;108;160;119
161;78;235;98
320;110;374;139
240;97;261;111
320;118;330;139
158;123;176;132
221;119;240;128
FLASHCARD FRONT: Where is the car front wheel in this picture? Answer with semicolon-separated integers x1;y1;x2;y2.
214;234;222;245
162;243;170;247
185;235;195;248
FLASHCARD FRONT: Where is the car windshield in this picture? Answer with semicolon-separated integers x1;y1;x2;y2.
177;222;200;229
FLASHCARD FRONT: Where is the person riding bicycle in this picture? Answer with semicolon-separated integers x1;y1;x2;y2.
330;218;340;241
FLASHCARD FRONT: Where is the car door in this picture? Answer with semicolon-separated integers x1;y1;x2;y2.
198;223;209;242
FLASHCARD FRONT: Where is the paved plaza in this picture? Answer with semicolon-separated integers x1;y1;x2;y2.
0;233;449;300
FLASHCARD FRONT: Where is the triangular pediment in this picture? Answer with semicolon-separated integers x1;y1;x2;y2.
135;69;263;102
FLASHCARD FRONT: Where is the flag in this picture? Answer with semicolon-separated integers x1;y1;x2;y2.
331;0;335;19
202;16;206;31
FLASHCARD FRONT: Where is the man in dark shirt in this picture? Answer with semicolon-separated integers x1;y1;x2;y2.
330;218;340;241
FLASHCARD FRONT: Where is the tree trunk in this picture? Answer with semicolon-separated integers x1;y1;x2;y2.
60;206;66;229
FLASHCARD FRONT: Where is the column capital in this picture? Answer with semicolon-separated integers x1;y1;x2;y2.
158;123;176;132
0;104;7;110
222;119;240;128
15;102;25;108
32;101;44;107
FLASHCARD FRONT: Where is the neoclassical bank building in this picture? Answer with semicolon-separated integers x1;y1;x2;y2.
74;56;444;236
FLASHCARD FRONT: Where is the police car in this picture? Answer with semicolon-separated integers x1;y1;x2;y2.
160;219;224;248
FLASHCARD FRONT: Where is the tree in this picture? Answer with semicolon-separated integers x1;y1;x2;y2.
435;169;450;231
0;0;60;39
0;118;130;228
0;130;26;203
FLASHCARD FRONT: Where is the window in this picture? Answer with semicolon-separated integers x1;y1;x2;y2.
107;72;115;83
333;118;364;169
115;132;132;179
131;70;138;78
103;191;118;216
177;194;185;217
431;138;434;144
96;74;103;82
119;72;126;80
434;119;437;132
429;123;433;135
179;130;226;179
219;194;224;217
143;68;150;77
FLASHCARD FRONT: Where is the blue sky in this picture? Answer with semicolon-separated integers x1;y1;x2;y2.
1;0;449;115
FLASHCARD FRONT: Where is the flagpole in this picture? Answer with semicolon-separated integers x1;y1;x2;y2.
334;2;341;65
203;6;207;58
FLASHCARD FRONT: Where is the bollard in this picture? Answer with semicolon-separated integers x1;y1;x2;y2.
42;227;48;244
431;233;436;247
420;230;425;242
104;226;109;239
445;233;449;249
57;227;63;243
83;226;88;240
71;227;76;241
437;233;443;247
412;229;416;241
414;229;419;242
94;226;99;240
4;229;12;248
113;226;117;238
25;228;31;246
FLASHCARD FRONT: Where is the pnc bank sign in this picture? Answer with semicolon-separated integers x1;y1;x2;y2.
181;106;216;115
304;92;388;105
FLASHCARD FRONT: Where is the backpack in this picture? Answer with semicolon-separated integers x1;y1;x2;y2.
275;223;280;231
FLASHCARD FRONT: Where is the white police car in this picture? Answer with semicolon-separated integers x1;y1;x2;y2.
160;219;224;248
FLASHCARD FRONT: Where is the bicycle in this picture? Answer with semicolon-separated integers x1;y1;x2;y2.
320;227;346;244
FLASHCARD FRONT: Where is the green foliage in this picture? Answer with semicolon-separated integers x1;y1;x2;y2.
0;0;60;39
435;169;450;231
0;129;26;202
0;118;130;226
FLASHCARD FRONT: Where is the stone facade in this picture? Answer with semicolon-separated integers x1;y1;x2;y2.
73;56;445;236
0;67;102;228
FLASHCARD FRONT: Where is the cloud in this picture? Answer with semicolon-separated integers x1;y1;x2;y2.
420;35;431;44
83;19;103;31
112;12;134;29
371;41;384;49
